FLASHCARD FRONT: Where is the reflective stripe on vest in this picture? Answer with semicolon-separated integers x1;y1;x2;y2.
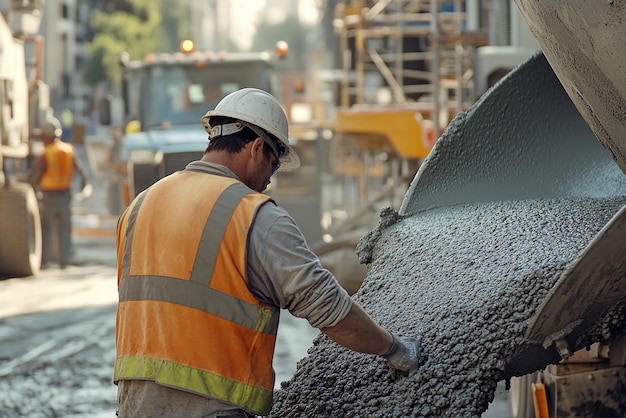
40;141;74;191
115;170;279;415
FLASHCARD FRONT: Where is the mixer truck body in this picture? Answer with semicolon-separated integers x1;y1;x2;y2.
0;0;53;277
98;43;286;215
396;0;626;414
395;45;626;417
511;1;626;416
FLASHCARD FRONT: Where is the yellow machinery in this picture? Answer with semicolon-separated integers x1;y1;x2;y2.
325;0;486;233
0;2;52;277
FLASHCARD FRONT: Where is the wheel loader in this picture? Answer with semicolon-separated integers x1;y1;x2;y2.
0;1;54;278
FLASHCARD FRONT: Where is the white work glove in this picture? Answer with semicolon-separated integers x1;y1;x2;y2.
382;335;424;372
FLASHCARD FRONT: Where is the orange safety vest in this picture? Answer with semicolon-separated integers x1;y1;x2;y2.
114;169;279;415
40;141;75;191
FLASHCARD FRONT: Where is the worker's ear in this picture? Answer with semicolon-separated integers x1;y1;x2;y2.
250;137;265;162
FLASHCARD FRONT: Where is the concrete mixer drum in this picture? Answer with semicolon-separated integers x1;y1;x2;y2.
397;17;626;417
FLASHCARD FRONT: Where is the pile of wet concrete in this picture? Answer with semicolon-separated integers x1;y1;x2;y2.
269;196;626;417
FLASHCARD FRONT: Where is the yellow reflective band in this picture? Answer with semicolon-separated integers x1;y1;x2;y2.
114;356;274;415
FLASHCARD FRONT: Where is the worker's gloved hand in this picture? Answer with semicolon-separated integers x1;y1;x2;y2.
382;335;423;372
76;183;93;201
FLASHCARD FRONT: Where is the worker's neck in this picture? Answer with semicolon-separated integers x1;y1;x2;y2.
202;151;246;178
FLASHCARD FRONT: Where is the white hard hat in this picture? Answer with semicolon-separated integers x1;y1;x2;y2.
201;88;300;171
40;117;62;138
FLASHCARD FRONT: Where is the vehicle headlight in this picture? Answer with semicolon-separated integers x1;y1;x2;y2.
128;149;163;164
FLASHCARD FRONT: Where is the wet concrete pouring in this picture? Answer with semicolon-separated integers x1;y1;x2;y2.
270;196;626;417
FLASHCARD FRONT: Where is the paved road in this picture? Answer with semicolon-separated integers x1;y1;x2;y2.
0;232;319;417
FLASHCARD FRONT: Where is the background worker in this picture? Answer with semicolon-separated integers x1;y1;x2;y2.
114;88;423;418
30;117;88;268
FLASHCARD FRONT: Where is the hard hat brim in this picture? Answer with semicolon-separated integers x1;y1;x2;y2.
239;121;301;171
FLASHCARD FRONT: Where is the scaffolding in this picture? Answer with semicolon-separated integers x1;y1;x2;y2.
334;0;486;133
323;0;487;236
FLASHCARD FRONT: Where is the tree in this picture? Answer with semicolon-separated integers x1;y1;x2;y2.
160;0;192;51
84;0;190;89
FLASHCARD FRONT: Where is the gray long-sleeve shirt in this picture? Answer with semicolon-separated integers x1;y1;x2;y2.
186;160;353;329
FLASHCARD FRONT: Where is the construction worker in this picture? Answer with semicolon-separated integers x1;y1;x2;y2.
30;117;88;269
114;88;423;418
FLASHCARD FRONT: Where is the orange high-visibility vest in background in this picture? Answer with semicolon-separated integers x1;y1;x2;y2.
114;169;279;416
40;141;75;191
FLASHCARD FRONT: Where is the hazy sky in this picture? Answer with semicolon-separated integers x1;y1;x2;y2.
229;0;266;49
228;0;320;50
